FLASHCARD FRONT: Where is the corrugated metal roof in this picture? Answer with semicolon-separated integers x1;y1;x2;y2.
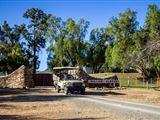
36;71;53;74
53;66;79;70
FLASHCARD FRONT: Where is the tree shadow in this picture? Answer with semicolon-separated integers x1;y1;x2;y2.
54;117;107;120
0;88;83;103
0;94;82;103
0;88;125;103
153;87;160;91
0;115;43;120
0;115;106;120
85;91;126;96
0;104;15;110
27;88;55;93
0;88;27;96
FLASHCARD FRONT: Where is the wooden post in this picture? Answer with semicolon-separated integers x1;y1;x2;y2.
147;81;149;89
136;78;138;87
151;78;152;88
157;79;159;88
143;77;144;88
127;79;130;87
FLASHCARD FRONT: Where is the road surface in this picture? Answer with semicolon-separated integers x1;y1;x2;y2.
56;93;160;120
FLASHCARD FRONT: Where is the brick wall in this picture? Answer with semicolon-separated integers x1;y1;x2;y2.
0;65;34;88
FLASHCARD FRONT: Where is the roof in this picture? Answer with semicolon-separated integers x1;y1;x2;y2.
53;66;79;70
36;71;53;74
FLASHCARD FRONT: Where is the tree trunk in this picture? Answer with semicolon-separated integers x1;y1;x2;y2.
33;44;36;74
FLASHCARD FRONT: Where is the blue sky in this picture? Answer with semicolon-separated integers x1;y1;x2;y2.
0;0;160;71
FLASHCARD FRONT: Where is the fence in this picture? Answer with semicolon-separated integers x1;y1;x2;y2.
90;73;160;89
119;73;160;88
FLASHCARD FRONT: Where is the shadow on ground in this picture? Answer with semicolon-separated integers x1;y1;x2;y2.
0;104;16;110
0;115;45;120
0;88;125;103
0;94;81;103
0;115;106;120
54;117;107;120
154;87;160;91
0;88;79;103
85;91;126;96
0;88;27;96
0;88;55;96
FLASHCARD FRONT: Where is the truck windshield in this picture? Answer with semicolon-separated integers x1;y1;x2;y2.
66;74;74;80
61;74;76;80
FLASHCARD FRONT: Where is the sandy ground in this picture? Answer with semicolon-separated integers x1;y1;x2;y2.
0;87;160;120
0;88;117;120
87;88;160;104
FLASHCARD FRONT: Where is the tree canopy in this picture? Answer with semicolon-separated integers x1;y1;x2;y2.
23;8;50;73
46;16;89;69
0;5;160;81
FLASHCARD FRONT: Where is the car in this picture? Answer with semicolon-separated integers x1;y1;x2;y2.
53;67;85;95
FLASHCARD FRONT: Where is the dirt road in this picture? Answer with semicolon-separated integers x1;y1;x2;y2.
71;95;160;120
0;87;160;120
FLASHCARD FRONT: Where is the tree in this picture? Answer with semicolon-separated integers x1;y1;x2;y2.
145;4;160;36
87;28;112;73
106;9;138;71
130;4;160;80
23;8;50;73
0;21;31;73
47;16;89;69
103;45;114;72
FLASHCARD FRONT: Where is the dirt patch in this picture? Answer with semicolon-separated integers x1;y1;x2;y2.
0;88;117;120
87;88;160;104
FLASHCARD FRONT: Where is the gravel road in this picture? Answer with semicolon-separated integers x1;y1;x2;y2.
58;93;160;120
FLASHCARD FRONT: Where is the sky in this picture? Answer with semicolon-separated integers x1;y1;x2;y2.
0;0;160;71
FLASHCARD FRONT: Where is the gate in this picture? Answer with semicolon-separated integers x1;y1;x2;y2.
33;73;53;86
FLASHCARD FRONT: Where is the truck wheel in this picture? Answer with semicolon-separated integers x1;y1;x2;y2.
70;91;74;94
56;86;60;93
64;87;69;95
80;89;85;95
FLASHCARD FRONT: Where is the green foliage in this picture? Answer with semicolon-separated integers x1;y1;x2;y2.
0;5;160;81
0;21;31;73
23;8;50;73
126;4;160;80
47;16;89;68
153;55;160;70
104;9;138;71
103;45;113;71
145;4;160;35
87;28;112;72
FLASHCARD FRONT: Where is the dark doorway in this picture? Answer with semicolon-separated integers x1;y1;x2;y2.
33;73;53;86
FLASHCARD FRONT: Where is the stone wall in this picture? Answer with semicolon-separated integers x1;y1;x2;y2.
0;65;34;88
24;67;34;88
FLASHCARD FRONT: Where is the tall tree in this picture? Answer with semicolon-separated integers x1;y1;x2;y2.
106;9;138;71
47;16;89;69
130;4;160;80
23;8;50;73
87;28;112;73
145;4;160;36
0;21;31;73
